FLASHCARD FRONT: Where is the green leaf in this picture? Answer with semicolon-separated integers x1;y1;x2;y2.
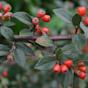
0;26;14;40
35;57;55;70
19;29;33;36
62;44;79;59
55;48;63;60
0;51;8;56
53;8;72;23
4;21;15;27
72;34;85;52
13;46;28;69
36;35;53;47
14;12;32;26
16;42;34;55
80;22;88;38
72;14;82;27
63;70;74;88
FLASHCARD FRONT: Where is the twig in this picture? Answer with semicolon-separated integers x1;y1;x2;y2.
14;35;73;41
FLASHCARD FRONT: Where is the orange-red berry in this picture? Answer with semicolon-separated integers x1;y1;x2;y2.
42;27;49;33
79;66;87;72
42;15;51;22
37;9;46;18
2;70;8;77
53;64;61;74
78;72;86;80
64;59;73;68
35;24;42;34
0;3;3;10
4;5;11;13
83;17;88;26
61;64;68;73
32;17;39;25
77;6;87;16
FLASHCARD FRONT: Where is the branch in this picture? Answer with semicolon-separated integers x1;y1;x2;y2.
14;35;72;41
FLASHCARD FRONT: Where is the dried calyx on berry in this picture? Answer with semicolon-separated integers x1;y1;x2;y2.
0;2;13;21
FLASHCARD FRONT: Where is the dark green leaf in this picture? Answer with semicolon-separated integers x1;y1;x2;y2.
63;70;74;88
55;48;63;60
72;14;82;27
35;57;55;70
16;42;34;55
53;8;72;23
14;12;32;26
0;26;14;40
4;21;15;27
13;46;28;69
80;22;88;38
36;35;53;47
19;29;33;36
72;34;85;52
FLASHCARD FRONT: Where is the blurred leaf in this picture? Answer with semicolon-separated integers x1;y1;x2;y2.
80;22;88;38
16;42;34;55
55;48;63;60
4;21;15;27
72;14;82;27
53;8;72;23
72;34;85;52
14;12;32;26
13;46;28;69
19;29;33;36
63;70;74;88
36;35;53;47
0;26;14;40
35;57;55;70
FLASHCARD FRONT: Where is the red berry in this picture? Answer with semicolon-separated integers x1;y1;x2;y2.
32;17;39;25
61;64;68;73
53;64;61;74
79;66;87;72
37;9;46;18
4;5;11;13
64;59;73;68
83;17;88;26
35;24;42;34
78;72;86;80
77;6;87;16
42;15;51;22
0;3;3;10
42;27;49;33
2;70;8;77
78;61;85;67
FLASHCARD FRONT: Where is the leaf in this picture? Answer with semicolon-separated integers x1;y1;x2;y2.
19;29;33;36
4;21;15;27
13;46;28;69
36;35;53;47
62;44;79;59
80;22;88;38
55;48;63;60
63;70;74;88
14;12;32;26
53;8;72;23
16;42;34;55
35;57;55;70
0;51;8;56
72;34;85;52
72;14;82;27
0;26;14;40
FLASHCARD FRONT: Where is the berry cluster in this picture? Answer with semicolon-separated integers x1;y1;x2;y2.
53;59;73;74
53;59;87;80
32;9;51;34
0;2;13;21
74;61;87;80
77;6;88;26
